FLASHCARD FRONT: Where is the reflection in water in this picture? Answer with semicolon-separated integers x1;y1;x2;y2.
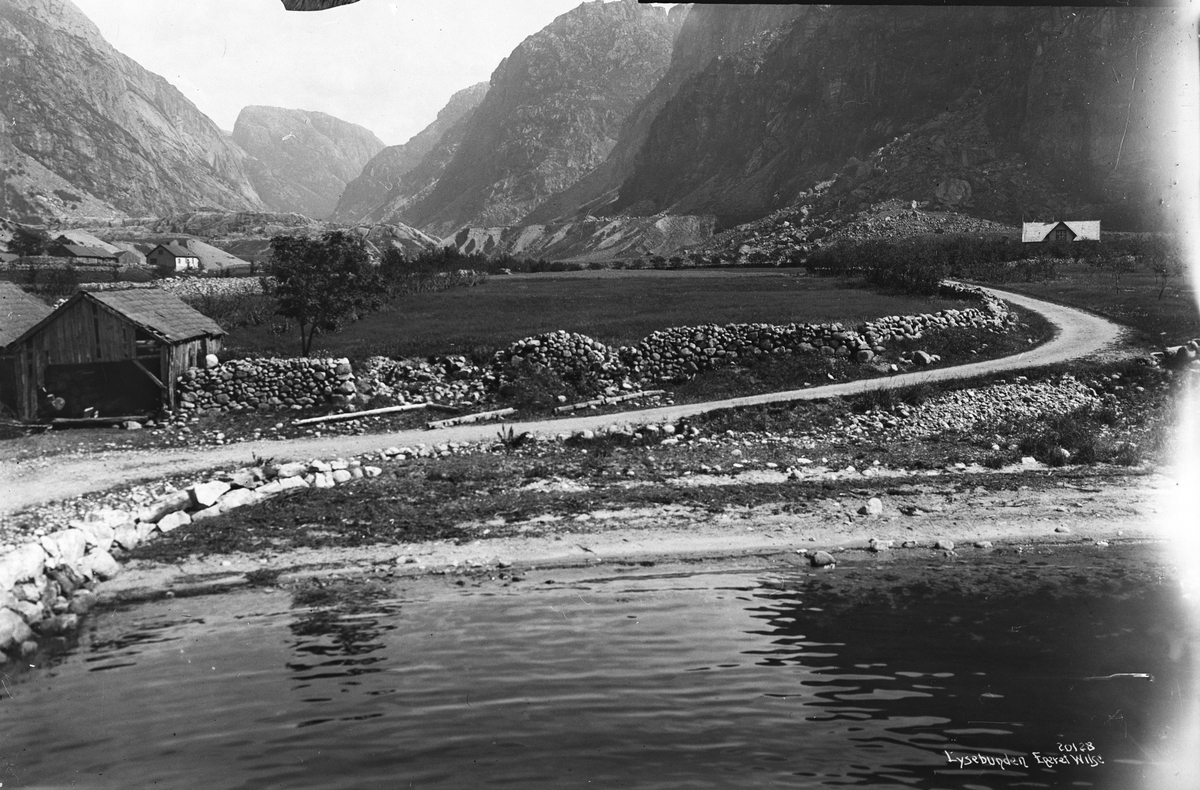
0;556;1191;789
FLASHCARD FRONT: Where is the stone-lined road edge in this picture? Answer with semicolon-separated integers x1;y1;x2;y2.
0;286;1126;516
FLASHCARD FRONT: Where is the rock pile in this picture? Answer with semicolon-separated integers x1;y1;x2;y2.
0;456;383;662
178;357;359;414
490;330;633;391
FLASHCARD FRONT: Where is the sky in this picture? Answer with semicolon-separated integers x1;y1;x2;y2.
70;0;673;146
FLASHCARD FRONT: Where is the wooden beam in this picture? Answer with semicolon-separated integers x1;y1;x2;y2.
293;402;428;426
131;359;167;392
427;407;515;429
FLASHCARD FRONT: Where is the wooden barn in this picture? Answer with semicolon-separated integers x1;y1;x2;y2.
1022;221;1101;244
3;288;225;421
0;282;54;416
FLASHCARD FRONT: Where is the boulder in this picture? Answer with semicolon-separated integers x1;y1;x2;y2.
113;524;140;551
216;488;263;512
0;543;48;591
275;461;308;479
189;480;232;509
809;550;837;568
278;476;310;490
331;469;353;484
934;539;955;551
41;529;87;568
156;510;192;533
137;490;192;523
0;608;33;651
191;505;223;522
80;549;121;581
857;497;884;516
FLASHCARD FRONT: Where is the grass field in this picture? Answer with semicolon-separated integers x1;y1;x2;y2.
223;270;964;361
979;262;1198;345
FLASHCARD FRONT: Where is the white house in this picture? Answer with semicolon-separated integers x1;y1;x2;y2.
147;242;202;274
1022;221;1101;244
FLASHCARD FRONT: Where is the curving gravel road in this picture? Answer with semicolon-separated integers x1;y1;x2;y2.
0;287;1126;515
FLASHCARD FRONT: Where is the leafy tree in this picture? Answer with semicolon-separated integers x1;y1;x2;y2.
9;225;51;257
266;231;384;355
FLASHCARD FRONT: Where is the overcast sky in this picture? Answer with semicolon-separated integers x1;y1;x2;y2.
70;0;673;146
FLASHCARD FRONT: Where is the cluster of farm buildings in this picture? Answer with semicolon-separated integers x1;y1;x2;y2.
0;231;258;276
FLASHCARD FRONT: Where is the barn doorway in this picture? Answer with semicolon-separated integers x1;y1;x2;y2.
41;361;162;419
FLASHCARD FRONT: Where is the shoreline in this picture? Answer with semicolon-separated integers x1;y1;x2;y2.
98;467;1174;604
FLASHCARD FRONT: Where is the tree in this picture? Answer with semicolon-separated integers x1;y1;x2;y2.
266;231;384;355
9;225;50;257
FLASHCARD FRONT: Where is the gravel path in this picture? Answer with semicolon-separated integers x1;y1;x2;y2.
0;287;1126;515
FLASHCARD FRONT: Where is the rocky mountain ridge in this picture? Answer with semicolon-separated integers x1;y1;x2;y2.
0;0;265;221
332;83;488;224
396;0;684;239
232;106;385;220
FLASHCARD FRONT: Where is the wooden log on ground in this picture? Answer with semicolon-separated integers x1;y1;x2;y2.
553;390;667;414
50;416;146;428
426;407;515;429
293;403;427;426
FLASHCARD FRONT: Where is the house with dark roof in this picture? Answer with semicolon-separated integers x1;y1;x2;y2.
147;243;202;274
1022;221;1101;244
51;244;120;264
2;288;225;420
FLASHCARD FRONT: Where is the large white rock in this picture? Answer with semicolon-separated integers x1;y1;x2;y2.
277;476;309;491
80;549;121;581
217;488;263;512
113;524;140;551
0;544;47;591
190;481;232;509
137;490;192;524
331;469;353;484
276;462;307;479
156;511;192;533
190;505;223;522
42;529;87;567
256;479;285;496
0;608;33;651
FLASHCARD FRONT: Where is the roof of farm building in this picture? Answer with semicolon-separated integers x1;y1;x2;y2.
58;244;117;259
87;288;225;342
1021;221;1100;242
0;282;53;348
153;243;198;258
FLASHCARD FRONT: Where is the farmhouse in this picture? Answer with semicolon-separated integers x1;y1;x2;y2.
147;243;202;274
1022;221;1101;244
2;288;225;421
0;282;54;416
52;244;119;264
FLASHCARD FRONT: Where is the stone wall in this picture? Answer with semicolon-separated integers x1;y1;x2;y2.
177;357;359;414
0;457;382;661
492;283;1014;388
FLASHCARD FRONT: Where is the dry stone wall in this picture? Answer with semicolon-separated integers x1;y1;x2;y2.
177;357;359;414
0;457;382;662
492;283;1013;388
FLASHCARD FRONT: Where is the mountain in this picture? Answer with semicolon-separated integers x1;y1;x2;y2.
398;0;683;239
0;0;265;221
608;5;1179;231
443;214;716;262
332;83;488;224
232;106;386;220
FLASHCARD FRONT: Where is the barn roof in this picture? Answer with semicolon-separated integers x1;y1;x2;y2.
9;288;225;347
0;282;53;348
1022;220;1101;242
58;244;117;259
87;289;225;342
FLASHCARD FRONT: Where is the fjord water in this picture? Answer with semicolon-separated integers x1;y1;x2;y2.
0;555;1189;789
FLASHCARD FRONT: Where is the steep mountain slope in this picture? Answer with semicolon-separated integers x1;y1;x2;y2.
232;106;385;220
522;2;798;224
610;6;1179;231
442;214;716;262
332;83;488;224
400;0;681;238
0;0;264;221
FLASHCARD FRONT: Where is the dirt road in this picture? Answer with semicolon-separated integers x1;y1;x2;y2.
0;287;1126;515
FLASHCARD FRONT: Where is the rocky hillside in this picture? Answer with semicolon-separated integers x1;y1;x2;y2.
332;83;488;224
398;0;683;238
0;0;264;221
232;106;385;220
609;6;1179;232
443;214;717;262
